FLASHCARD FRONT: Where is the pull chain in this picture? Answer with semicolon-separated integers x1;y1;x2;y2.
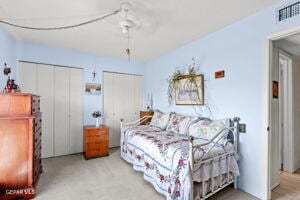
126;27;131;62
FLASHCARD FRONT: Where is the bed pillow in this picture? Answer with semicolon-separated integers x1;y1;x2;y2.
166;114;193;135
150;111;170;130
189;118;230;141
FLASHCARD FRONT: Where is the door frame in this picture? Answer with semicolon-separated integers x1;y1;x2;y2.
278;51;294;173
263;25;300;200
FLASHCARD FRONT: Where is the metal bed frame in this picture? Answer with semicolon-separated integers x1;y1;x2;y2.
120;116;240;200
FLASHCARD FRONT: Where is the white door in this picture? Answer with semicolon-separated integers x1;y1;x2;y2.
133;75;143;120
19;62;84;157
19;62;38;94
54;67;70;156
103;72;115;147
103;72;143;147
69;68;84;154
37;64;54;158
279;52;294;173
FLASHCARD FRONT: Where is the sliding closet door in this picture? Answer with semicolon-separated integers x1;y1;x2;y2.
103;72;115;147
19;62;37;94
69;68;83;154
113;73;127;147
133;75;143;120
37;64;54;158
54;67;70;156
103;72;143;147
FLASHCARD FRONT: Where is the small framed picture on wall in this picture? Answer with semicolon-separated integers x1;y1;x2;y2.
273;81;278;99
85;83;101;95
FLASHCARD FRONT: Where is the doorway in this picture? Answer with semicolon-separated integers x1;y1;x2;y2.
267;32;300;199
278;51;293;173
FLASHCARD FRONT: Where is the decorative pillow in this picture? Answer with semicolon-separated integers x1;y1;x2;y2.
150;111;170;130
166;114;193;135
189;118;230;141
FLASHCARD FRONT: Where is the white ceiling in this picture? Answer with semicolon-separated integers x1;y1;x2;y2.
0;0;280;62
275;33;300;59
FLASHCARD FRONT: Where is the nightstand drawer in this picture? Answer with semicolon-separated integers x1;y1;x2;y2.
85;133;108;143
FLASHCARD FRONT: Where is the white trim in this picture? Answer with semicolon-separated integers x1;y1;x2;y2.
263;25;300;200
279;51;295;173
271;176;280;190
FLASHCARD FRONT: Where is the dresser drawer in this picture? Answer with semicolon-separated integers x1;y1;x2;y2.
86;141;108;150
31;103;41;115
85;133;108;143
34;116;42;132
85;144;109;158
34;153;41;169
34;164;42;185
34;129;42;147
34;141;41;160
32;96;40;105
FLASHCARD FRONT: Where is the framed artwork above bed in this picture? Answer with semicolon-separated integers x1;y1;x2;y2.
175;74;204;105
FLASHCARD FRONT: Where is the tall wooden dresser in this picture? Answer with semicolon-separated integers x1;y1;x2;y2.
0;93;42;199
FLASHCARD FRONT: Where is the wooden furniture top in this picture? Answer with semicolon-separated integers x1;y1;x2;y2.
0;114;35;119
84;125;108;130
0;93;39;97
140;110;154;114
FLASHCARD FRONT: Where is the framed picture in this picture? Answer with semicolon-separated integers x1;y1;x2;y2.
175;75;204;105
273;81;278;99
215;70;225;79
85;83;101;95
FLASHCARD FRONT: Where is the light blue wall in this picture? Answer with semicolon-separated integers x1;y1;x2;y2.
1;0;300;198
0;28;18;90
17;41;145;125
144;1;300;199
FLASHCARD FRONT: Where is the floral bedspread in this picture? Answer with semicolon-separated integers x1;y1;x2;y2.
120;125;236;200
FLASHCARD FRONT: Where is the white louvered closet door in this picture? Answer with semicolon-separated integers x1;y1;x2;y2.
103;72;115;147
37;64;54;158
113;73;125;147
54;67;70;156
103;72;143;147
133;75;143;121
19;62;38;94
19;62;83;158
69;68;84;154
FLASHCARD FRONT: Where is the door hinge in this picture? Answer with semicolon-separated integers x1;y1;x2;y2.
267;126;270;131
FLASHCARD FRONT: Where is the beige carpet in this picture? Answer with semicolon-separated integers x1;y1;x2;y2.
35;148;258;200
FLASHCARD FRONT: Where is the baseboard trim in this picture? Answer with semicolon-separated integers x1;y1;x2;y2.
293;161;300;172
271;176;280;190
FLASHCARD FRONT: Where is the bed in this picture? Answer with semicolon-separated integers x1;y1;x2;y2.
120;112;240;200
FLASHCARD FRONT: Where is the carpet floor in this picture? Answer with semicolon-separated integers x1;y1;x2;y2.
35;148;258;200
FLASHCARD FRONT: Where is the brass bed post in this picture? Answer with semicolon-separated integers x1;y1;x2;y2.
189;136;194;200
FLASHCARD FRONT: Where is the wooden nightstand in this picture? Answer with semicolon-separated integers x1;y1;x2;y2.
140;111;154;125
83;125;109;159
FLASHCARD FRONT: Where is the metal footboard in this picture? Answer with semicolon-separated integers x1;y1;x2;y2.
120;115;153;128
189;117;240;200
